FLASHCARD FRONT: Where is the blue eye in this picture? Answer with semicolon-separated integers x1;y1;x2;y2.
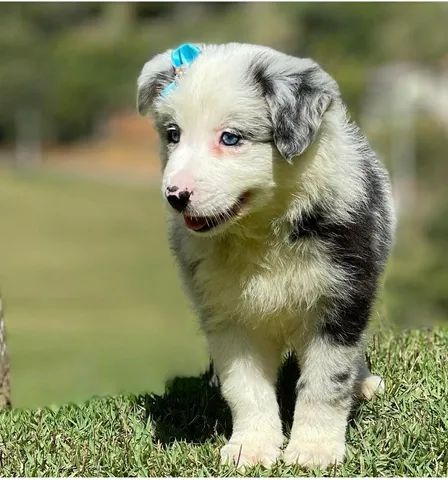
220;131;242;146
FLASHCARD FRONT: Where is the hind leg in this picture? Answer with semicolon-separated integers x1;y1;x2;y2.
355;361;385;400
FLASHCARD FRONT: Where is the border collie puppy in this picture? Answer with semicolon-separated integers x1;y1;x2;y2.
137;43;395;469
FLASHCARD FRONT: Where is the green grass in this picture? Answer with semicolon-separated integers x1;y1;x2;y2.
0;167;208;407
0;328;446;476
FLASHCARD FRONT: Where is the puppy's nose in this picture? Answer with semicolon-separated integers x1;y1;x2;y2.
166;187;191;212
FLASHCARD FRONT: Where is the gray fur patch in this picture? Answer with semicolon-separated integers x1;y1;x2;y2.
137;70;174;115
331;371;351;383
250;55;340;162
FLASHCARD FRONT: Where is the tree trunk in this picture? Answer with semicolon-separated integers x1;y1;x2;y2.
0;297;11;409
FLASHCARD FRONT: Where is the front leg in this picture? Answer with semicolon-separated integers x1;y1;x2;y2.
206;325;284;468
284;331;364;469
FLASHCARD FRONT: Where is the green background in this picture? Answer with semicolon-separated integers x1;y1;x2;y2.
0;3;447;407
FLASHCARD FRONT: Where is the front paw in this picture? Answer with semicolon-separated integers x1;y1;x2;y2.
283;437;345;469
220;435;282;468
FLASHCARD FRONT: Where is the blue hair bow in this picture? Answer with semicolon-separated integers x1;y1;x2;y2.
161;43;202;98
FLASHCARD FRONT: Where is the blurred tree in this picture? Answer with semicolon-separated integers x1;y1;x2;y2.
1;3;447;144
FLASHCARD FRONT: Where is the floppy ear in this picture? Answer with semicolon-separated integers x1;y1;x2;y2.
137;50;174;115
252;55;340;162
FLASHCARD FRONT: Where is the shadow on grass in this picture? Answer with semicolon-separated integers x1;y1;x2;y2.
139;364;231;445
138;354;302;446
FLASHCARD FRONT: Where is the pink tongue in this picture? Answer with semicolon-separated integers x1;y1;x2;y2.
184;214;207;231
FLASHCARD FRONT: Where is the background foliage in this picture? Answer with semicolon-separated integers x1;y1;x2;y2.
0;3;447;407
1;3;447;142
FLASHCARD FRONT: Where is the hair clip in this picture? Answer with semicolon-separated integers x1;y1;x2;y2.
161;43;202;98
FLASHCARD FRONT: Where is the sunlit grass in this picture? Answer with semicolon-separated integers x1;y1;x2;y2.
0;328;446;476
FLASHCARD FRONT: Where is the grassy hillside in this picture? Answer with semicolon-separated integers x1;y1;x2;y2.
0;167;208;407
0;328;446;476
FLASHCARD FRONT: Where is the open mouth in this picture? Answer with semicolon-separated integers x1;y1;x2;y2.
183;191;251;233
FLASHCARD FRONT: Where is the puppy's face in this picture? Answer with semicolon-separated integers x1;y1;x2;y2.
137;44;339;236
154;51;275;235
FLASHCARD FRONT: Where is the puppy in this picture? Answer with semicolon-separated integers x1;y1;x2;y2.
137;43;395;469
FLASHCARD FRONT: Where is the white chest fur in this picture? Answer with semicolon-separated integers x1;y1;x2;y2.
173;222;345;338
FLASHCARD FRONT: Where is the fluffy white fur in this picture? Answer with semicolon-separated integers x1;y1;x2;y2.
137;43;394;469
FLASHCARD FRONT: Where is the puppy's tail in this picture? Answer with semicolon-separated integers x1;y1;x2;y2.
0;296;11;409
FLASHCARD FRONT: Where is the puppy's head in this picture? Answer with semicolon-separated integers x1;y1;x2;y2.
137;43;339;236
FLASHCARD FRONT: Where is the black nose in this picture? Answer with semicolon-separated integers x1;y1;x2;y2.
166;189;191;212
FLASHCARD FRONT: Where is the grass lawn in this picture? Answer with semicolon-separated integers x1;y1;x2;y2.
0;167;208;408
0;328;446;476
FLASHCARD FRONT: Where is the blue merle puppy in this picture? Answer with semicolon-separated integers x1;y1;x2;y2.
137;43;395;469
